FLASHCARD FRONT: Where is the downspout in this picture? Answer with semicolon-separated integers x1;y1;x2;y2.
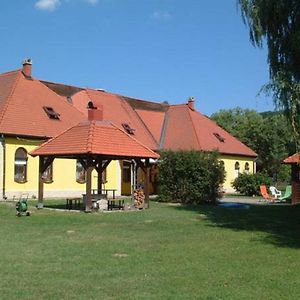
1;134;6;200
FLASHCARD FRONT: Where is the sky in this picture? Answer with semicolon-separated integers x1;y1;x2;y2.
0;0;274;116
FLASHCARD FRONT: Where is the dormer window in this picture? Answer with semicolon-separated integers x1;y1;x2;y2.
43;106;60;120
87;101;97;109
214;133;225;143
122;123;135;135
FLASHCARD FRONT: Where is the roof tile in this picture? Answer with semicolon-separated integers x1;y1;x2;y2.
31;120;159;159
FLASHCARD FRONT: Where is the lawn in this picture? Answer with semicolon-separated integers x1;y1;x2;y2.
1;200;300;299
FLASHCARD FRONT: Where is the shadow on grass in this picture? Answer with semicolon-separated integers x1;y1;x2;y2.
42;200;82;211
173;203;300;248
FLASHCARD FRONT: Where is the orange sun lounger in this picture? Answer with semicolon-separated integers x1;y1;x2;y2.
260;185;275;202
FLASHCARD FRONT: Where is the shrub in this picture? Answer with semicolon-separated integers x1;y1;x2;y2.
157;150;225;204
232;172;272;196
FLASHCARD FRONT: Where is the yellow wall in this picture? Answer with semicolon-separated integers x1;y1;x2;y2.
219;154;256;193
4;137;120;198
4;137;256;197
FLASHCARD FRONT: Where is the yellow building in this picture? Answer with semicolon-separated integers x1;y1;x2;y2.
0;60;256;199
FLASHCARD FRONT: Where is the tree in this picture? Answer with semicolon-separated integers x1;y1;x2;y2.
211;108;295;179
238;1;300;146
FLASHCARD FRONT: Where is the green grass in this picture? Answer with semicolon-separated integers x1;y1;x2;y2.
1;201;300;299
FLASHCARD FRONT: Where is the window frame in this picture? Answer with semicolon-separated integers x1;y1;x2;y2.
14;147;28;183
76;160;87;184
42;163;53;183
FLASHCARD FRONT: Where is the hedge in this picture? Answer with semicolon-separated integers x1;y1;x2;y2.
157;150;225;204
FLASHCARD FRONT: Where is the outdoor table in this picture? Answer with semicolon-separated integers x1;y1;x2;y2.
107;199;125;210
92;189;117;199
66;198;81;210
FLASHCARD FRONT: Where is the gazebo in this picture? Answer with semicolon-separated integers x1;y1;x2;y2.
30;106;160;211
283;153;300;205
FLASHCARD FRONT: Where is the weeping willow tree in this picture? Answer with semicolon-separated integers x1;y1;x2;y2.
238;0;300;148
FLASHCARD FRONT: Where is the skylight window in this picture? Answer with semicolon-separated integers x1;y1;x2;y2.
214;133;225;142
43;106;60;120
122;123;135;135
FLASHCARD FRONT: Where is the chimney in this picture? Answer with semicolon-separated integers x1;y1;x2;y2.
88;105;103;121
22;58;32;78
187;97;195;110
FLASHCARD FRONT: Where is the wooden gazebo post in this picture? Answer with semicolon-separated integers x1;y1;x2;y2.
95;159;111;195
85;158;94;212
37;155;54;209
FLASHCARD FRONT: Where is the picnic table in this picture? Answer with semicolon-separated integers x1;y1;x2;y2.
92;189;117;199
107;198;125;210
66;198;81;210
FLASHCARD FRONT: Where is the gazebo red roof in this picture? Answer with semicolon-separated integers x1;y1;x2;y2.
283;153;300;164
30;117;159;159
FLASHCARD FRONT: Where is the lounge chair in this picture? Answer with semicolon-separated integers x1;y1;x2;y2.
260;185;275;202
269;186;282;199
278;185;292;202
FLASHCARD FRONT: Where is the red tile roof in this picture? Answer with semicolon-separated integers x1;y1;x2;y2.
283;153;300;164
162;104;257;156
30;119;159;159
0;70;85;138
72;90;158;150
0;65;257;158
135;109;165;144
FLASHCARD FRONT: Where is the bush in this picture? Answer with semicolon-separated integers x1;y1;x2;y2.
232;172;272;196
157;150;225;204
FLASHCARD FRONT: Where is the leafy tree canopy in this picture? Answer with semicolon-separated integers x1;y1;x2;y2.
238;0;300;144
211;107;295;179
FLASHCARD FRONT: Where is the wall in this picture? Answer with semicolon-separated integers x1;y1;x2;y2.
4;137;121;199
220;154;256;193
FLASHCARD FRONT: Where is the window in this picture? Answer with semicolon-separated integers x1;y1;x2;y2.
87;101;97;109
14;148;27;183
244;162;250;174
234;161;240;178
43;106;60;120
122;123;135;135
42;163;53;183
102;168;107;184
213;133;225;142
76;160;86;183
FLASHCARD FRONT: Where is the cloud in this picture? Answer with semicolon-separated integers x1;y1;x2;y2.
35;0;99;11
35;0;61;11
86;0;99;4
151;10;172;21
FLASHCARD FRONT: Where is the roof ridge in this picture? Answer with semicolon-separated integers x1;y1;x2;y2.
87;121;95;153
158;109;169;150
131;106;159;148
0;71;22;128
186;106;202;150
0;69;21;77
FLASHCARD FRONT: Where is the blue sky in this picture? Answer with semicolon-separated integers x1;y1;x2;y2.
0;0;273;115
